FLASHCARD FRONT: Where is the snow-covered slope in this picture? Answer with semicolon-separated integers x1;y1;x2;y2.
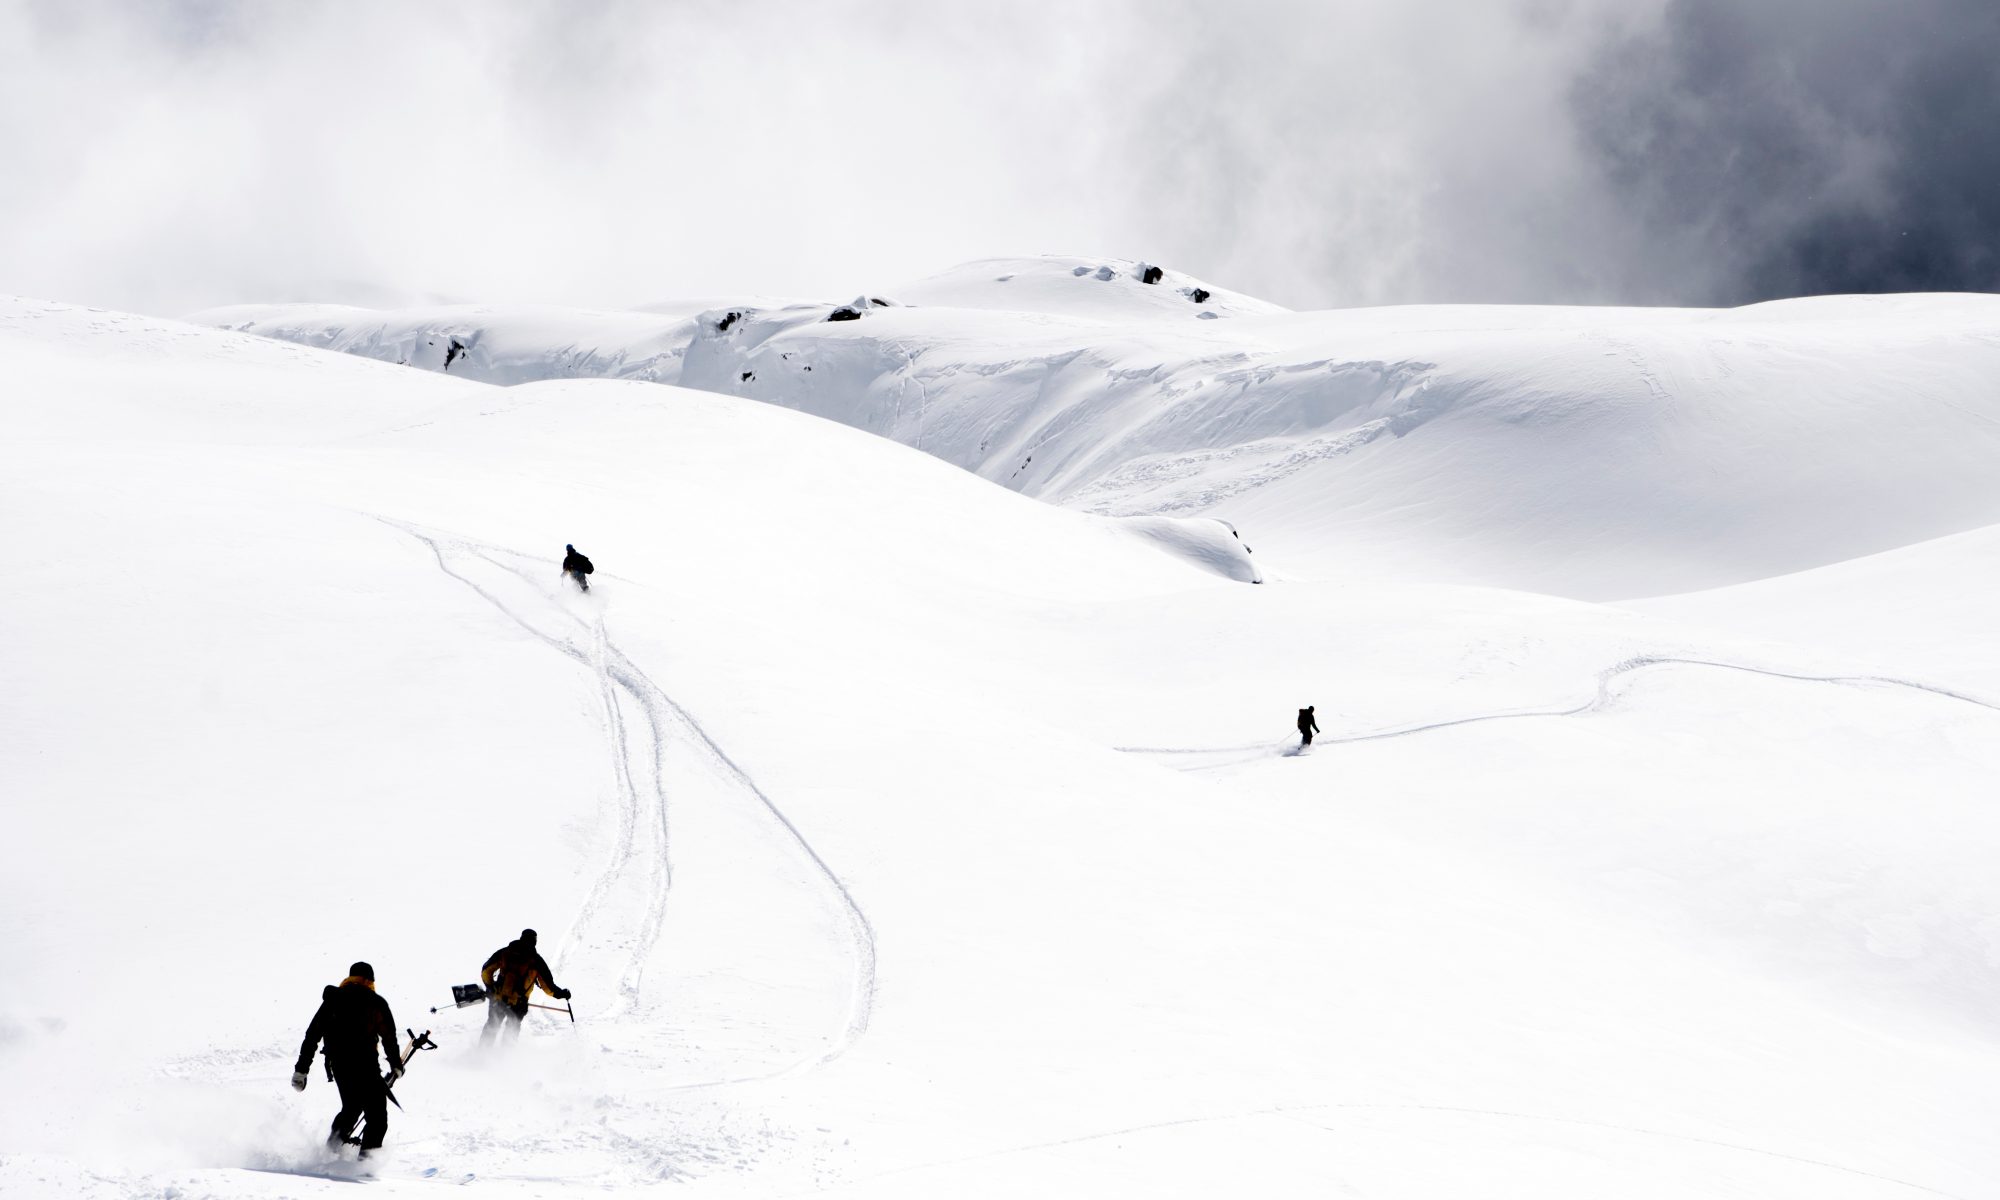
10;293;2000;1198
194;268;2000;599
1637;521;2000;695
190;301;699;385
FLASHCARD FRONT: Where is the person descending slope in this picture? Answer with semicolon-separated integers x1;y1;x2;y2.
293;961;402;1157
561;544;594;592
480;928;571;1045
1297;705;1319;747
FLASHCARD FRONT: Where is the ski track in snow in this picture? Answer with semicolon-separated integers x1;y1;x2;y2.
1117;654;2000;767
580;608;671;1007
1289;1104;1970;1200
818;1101;1964;1200
397;523;672;1011
390;519;876;1077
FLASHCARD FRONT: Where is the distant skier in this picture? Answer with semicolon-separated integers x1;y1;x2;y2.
1297;706;1319;747
561;544;594;592
292;961;401;1158
479;928;570;1045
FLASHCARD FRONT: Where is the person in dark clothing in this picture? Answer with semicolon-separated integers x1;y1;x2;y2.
561;544;594;592
1297;705;1319;746
480;929;570;1046
292;961;401;1156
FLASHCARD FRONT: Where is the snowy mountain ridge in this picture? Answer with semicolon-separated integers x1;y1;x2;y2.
194;256;2000;599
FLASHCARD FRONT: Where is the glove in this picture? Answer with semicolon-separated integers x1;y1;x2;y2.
555;988;571;1001
291;1071;308;1092
386;1062;404;1083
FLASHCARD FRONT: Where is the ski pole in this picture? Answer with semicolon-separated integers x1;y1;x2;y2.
514;998;573;1021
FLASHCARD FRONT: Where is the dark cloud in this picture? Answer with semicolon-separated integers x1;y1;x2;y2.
1575;0;2000;304
1106;1;1649;310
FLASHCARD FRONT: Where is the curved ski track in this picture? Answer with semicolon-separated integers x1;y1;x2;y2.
1118;654;2000;767
392;520;876;1074
824;1099;1965;1200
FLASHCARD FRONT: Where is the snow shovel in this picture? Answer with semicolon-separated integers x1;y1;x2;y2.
430;983;490;1013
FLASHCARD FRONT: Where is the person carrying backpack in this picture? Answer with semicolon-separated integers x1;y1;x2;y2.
292;961;401;1157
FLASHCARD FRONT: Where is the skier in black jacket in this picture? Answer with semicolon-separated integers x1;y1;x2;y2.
1297;706;1319;747
561;544;594;592
292;961;402;1156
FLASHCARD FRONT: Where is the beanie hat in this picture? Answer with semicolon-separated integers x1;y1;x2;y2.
349;961;375;981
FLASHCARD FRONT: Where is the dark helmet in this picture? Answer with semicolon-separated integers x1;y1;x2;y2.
520;928;537;946
349;961;375;981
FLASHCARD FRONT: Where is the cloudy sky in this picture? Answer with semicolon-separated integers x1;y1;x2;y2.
3;0;1994;315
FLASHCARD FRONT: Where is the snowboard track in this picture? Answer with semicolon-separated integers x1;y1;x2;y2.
1117;653;2000;765
398;523;671;1009
832;1099;1965;1199
391;519;876;1072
